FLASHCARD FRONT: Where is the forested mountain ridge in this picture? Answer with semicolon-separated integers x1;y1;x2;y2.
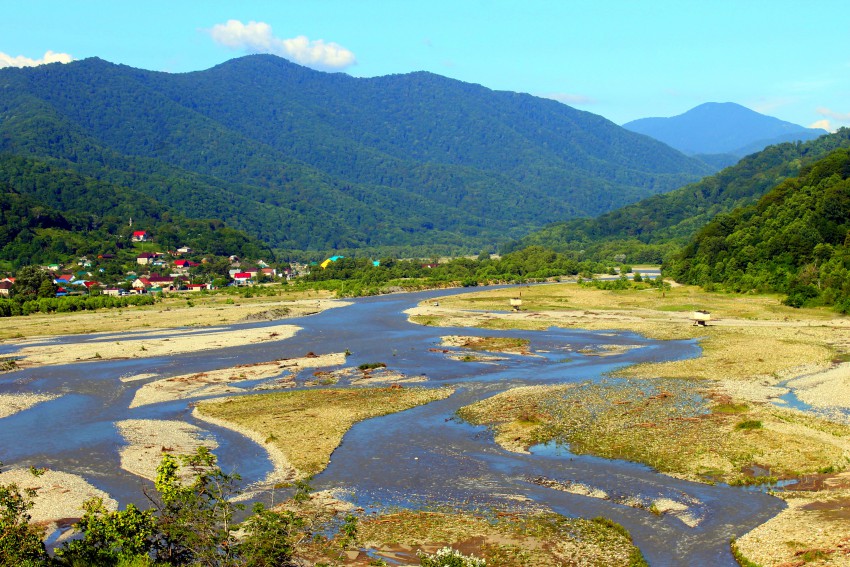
0;154;272;268
508;129;850;263
667;147;850;310
0;55;711;256
623;102;826;157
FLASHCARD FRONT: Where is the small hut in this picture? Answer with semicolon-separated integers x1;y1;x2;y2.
691;310;711;326
510;297;523;311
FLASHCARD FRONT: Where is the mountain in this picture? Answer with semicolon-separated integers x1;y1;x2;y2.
0;55;712;257
506;129;850;263
623;102;827;157
667;147;850;310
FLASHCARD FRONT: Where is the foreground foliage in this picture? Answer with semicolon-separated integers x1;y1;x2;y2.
2;451;648;566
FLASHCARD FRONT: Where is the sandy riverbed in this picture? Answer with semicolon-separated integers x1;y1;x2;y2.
128;352;346;408
0;468;117;529
0;392;58;419
116;419;219;482
12;322;302;368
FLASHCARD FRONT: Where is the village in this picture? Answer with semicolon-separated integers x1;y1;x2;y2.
0;229;311;299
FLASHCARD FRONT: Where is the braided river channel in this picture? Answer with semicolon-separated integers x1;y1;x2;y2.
0;287;784;566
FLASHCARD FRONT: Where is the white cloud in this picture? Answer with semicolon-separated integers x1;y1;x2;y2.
809;119;833;132
813;107;850;132
0;50;73;69
816;107;850;121
540;92;595;106
208;19;355;71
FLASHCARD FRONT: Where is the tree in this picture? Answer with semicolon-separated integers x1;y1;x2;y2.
151;448;243;566
238;504;304;567
0;462;51;566
55;498;156;565
12;266;54;300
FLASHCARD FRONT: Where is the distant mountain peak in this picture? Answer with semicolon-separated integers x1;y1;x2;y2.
624;102;827;157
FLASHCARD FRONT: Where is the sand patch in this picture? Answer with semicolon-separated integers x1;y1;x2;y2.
0;392;58;419
786;362;850;415
530;476;703;528
116;419;218;482
0;468;117;529
736;480;850;566
128;352;346;408
577;344;640;357
119;372;159;383
12;322;301;367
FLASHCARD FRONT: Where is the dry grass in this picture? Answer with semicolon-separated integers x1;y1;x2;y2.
459;382;850;485
411;282;849;404
196;386;454;477
354;509;646;567
441;335;532;353
0;288;340;341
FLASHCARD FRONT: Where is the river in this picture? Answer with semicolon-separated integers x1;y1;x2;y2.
0;287;784;566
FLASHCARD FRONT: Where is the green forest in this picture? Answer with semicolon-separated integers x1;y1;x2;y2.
0;154;272;269
667;147;850;310
0;55;712;256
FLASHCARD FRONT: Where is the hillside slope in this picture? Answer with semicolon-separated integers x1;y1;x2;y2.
508;129;850;263
668;147;850;310
0;55;711;255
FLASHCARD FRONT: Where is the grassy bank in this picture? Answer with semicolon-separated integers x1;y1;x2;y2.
196;386;454;477
354;509;647;567
458;380;850;485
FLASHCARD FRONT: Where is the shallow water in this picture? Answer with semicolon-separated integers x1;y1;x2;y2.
0;286;783;565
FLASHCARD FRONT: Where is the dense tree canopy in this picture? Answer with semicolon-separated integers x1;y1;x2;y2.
0;55;712;255
667;148;850;310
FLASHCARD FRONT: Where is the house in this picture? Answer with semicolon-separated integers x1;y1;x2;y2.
147;274;187;291
172;259;198;274
132;230;149;242
103;288;121;296
0;281;12;297
175;246;193;255
233;272;253;285
136;252;161;266
185;283;212;292
132;277;152;290
260;267;277;279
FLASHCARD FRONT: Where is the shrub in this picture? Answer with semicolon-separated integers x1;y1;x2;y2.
418;546;486;567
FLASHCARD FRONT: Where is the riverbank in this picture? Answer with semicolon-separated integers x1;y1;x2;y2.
408;283;850;410
414;282;850;566
0;291;345;341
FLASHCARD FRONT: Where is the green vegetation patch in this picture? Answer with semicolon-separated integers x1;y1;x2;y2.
458;381;850;485
356;509;647;567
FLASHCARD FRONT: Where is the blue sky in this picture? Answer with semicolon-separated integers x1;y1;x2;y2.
3;0;848;130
